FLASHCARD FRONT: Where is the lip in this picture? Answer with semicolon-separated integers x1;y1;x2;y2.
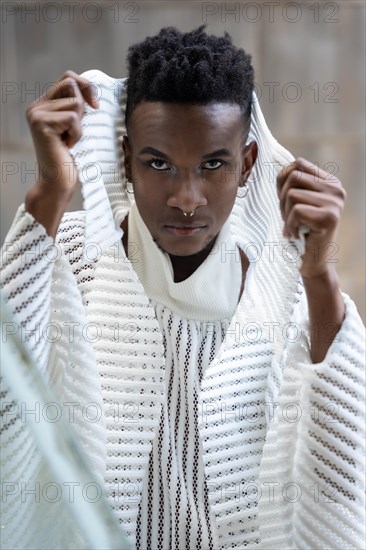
164;224;207;236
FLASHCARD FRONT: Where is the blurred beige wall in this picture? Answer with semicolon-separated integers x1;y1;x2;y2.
1;0;365;321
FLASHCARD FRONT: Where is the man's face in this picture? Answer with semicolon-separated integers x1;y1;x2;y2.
123;101;257;257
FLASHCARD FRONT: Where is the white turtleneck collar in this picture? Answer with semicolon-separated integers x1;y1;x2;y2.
127;200;254;322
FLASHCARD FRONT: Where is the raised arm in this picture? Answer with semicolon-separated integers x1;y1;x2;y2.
24;70;99;238
277;156;347;362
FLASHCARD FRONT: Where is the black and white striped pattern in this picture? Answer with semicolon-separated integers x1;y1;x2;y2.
136;305;226;550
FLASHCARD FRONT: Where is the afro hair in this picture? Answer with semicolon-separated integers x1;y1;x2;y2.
125;24;255;139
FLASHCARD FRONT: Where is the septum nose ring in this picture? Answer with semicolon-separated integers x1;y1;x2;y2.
183;210;195;217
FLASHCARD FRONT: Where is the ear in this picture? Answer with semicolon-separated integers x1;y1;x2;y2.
122;134;132;180
240;141;258;186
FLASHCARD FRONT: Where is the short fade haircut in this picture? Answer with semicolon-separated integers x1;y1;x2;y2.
125;24;255;142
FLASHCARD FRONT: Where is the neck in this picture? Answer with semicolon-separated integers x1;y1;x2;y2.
168;237;217;283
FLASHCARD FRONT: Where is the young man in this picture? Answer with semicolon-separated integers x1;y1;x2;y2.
1;25;365;550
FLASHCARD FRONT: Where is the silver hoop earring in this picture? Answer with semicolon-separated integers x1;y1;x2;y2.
237;184;249;199
124;177;134;195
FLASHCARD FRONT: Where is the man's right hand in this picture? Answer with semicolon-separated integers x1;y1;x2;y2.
24;70;99;238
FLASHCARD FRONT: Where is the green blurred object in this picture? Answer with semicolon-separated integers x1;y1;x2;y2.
0;294;131;550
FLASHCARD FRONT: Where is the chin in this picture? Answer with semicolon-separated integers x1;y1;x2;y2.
153;240;200;257
153;236;216;258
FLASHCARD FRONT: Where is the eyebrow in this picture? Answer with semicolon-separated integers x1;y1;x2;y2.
138;146;233;160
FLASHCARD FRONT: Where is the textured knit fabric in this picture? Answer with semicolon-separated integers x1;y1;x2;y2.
135;303;223;550
129;198;255;550
1;70;365;550
127;199;245;321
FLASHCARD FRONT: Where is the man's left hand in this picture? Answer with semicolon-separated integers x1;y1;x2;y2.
277;157;346;279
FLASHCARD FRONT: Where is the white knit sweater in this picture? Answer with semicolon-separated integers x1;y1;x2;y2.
129;199;254;550
1;70;365;550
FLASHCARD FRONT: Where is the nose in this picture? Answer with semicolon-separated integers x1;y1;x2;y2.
166;174;207;213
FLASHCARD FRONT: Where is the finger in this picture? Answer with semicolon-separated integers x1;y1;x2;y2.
276;163;327;195
61;71;100;108
31;110;82;148
277;158;341;196
280;183;343;219
37;79;87;122
276;161;297;194
295;157;341;186
285;203;339;238
39;72;99;109
60;112;83;148
37;77;82;107
282;188;340;221
278;168;322;200
279;171;347;216
32;96;85;114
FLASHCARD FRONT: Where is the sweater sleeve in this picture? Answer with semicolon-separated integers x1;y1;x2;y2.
1;205;109;550
258;287;365;550
0;205;77;549
1;203;55;376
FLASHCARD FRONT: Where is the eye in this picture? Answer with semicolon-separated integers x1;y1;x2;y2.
149;158;170;171
202;160;224;170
